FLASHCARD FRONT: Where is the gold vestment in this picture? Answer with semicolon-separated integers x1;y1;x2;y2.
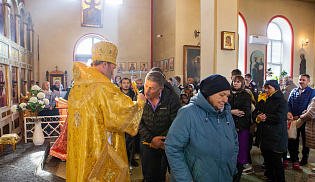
67;62;145;182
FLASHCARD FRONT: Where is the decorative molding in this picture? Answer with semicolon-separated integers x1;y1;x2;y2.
11;48;18;61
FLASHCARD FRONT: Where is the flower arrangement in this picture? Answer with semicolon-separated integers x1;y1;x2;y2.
11;85;49;118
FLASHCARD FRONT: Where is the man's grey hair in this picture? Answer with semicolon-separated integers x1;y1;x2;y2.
90;60;105;67
145;71;165;88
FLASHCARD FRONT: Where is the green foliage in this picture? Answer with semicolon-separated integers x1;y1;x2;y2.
25;101;44;118
266;68;274;77
280;70;288;78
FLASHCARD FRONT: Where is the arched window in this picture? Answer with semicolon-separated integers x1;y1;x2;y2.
20;9;25;47
0;0;5;36
10;0;18;43
27;17;32;51
73;34;105;63
238;13;247;74
266;16;293;79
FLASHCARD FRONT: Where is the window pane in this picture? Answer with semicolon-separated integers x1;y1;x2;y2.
238;15;245;73
271;41;282;63
267;23;281;40
267;41;271;63
271;64;281;78
77;38;92;55
94;38;102;44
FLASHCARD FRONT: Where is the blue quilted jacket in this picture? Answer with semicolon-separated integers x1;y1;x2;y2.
288;86;315;117
165;92;239;182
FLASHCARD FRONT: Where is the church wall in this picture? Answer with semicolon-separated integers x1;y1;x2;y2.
25;0;151;85
239;0;315;85
152;0;176;77
152;0;200;86
174;0;200;86
200;0;238;80
215;0;238;79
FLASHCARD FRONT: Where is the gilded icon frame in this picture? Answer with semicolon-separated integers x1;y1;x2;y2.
221;31;235;50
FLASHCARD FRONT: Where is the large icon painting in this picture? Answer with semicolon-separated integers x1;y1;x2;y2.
250;50;264;91
81;0;103;28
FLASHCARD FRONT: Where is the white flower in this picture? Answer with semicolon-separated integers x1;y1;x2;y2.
19;103;27;110
11;105;17;113
39;100;45;108
29;97;38;103
31;85;40;91
37;92;45;99
43;99;49;105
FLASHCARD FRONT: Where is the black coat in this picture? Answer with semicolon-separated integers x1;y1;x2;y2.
252;90;288;152
139;82;181;143
228;90;251;132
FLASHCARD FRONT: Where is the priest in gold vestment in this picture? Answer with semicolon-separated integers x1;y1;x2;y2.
67;41;146;182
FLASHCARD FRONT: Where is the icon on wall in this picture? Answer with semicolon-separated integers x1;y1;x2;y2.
81;0;103;28
300;53;306;74
140;62;148;71
128;62;137;71
117;62;125;73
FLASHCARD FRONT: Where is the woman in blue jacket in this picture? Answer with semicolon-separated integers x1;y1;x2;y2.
165;74;239;182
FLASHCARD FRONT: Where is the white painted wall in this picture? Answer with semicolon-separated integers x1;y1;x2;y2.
25;0;151;85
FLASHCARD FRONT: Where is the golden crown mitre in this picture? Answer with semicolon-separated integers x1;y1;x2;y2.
92;40;118;66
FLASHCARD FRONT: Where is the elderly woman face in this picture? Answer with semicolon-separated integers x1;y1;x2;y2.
55;80;60;88
42;82;50;91
206;90;230;110
264;85;276;97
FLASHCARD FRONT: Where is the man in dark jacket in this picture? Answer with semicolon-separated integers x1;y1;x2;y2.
139;71;181;182
288;74;315;165
120;77;138;168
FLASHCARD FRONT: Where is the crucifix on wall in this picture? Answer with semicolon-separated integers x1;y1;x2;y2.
81;0;104;28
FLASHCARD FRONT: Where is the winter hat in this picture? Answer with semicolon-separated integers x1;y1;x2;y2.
198;74;230;98
264;80;280;90
284;76;293;85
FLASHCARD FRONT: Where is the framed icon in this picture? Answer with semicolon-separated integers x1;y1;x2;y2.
140;62;148;72
169;57;174;71
117;62;125;73
221;31;235;50
128;62;137;71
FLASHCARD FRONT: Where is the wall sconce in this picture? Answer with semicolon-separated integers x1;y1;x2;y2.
302;39;308;47
194;29;200;38
23;80;27;85
31;80;34;83
13;81;17;86
36;82;39;85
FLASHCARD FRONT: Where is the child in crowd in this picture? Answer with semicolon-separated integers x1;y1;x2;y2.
283;112;304;172
180;93;189;107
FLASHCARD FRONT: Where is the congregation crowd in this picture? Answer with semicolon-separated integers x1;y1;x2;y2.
62;40;315;182
112;66;315;182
